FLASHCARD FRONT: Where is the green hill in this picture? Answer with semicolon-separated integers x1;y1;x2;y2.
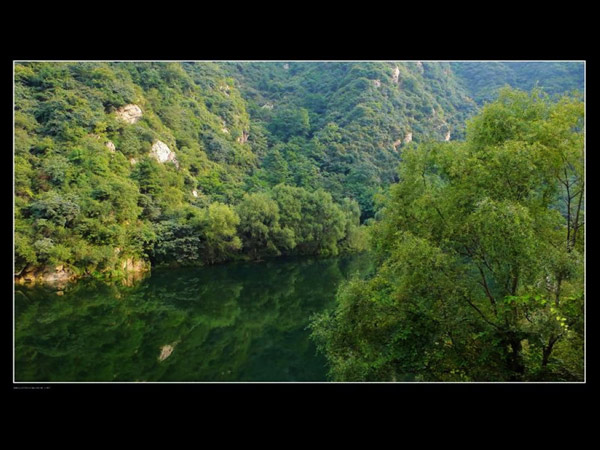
13;61;583;283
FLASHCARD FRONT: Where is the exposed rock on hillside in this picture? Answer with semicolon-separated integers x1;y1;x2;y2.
219;84;230;96
392;66;400;83
373;79;381;88
106;141;116;152
237;131;249;144
150;140;179;167
158;345;174;361
393;131;413;149
115;104;143;124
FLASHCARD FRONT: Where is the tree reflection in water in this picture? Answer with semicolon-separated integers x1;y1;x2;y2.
15;254;374;382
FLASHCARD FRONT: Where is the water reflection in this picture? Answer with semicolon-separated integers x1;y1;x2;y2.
15;254;374;382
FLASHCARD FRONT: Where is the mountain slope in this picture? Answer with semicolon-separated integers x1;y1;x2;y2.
13;61;584;283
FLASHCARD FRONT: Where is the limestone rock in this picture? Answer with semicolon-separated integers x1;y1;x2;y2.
119;258;149;286
261;103;274;110
129;158;137;165
158;343;177;362
283;63;289;70
150;140;179;167
15;265;77;287
392;66;400;83
373;79;381;88
115;104;143;124
121;257;148;273
444;131;451;142
192;190;198;198
219;84;230;96
106;141;116;153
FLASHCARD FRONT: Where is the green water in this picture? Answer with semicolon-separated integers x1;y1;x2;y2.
14;253;374;382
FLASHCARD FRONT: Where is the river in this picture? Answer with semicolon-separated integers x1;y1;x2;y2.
14;253;374;382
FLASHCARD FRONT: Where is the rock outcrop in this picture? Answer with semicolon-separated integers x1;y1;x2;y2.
373;79;381;88
120;257;150;286
392;66;400;83
219;84;230;96
121;257;147;273
15;255;150;287
444;131;451;141
115;104;143;124
15;265;77;288
158;341;180;362
150;140;179;167
237;131;249;144
158;345;174;361
106;141;116;153
393;131;413;149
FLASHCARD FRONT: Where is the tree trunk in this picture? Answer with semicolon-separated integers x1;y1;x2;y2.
542;335;559;368
505;336;525;380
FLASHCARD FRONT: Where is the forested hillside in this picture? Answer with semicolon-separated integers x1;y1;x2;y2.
13;61;584;285
220;61;478;218
451;61;584;104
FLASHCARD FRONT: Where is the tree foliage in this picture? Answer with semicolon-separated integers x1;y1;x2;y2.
310;89;584;381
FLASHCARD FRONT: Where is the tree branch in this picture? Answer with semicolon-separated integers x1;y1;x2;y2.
476;265;498;315
462;294;502;330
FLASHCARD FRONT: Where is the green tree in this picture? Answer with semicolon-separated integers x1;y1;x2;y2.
268;107;310;141
195;202;242;264
311;89;584;381
236;192;294;259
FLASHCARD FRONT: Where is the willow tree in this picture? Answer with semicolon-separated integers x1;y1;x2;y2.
310;88;584;381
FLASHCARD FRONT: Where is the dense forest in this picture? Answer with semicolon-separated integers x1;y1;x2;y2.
13;61;584;381
14;61;583;285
